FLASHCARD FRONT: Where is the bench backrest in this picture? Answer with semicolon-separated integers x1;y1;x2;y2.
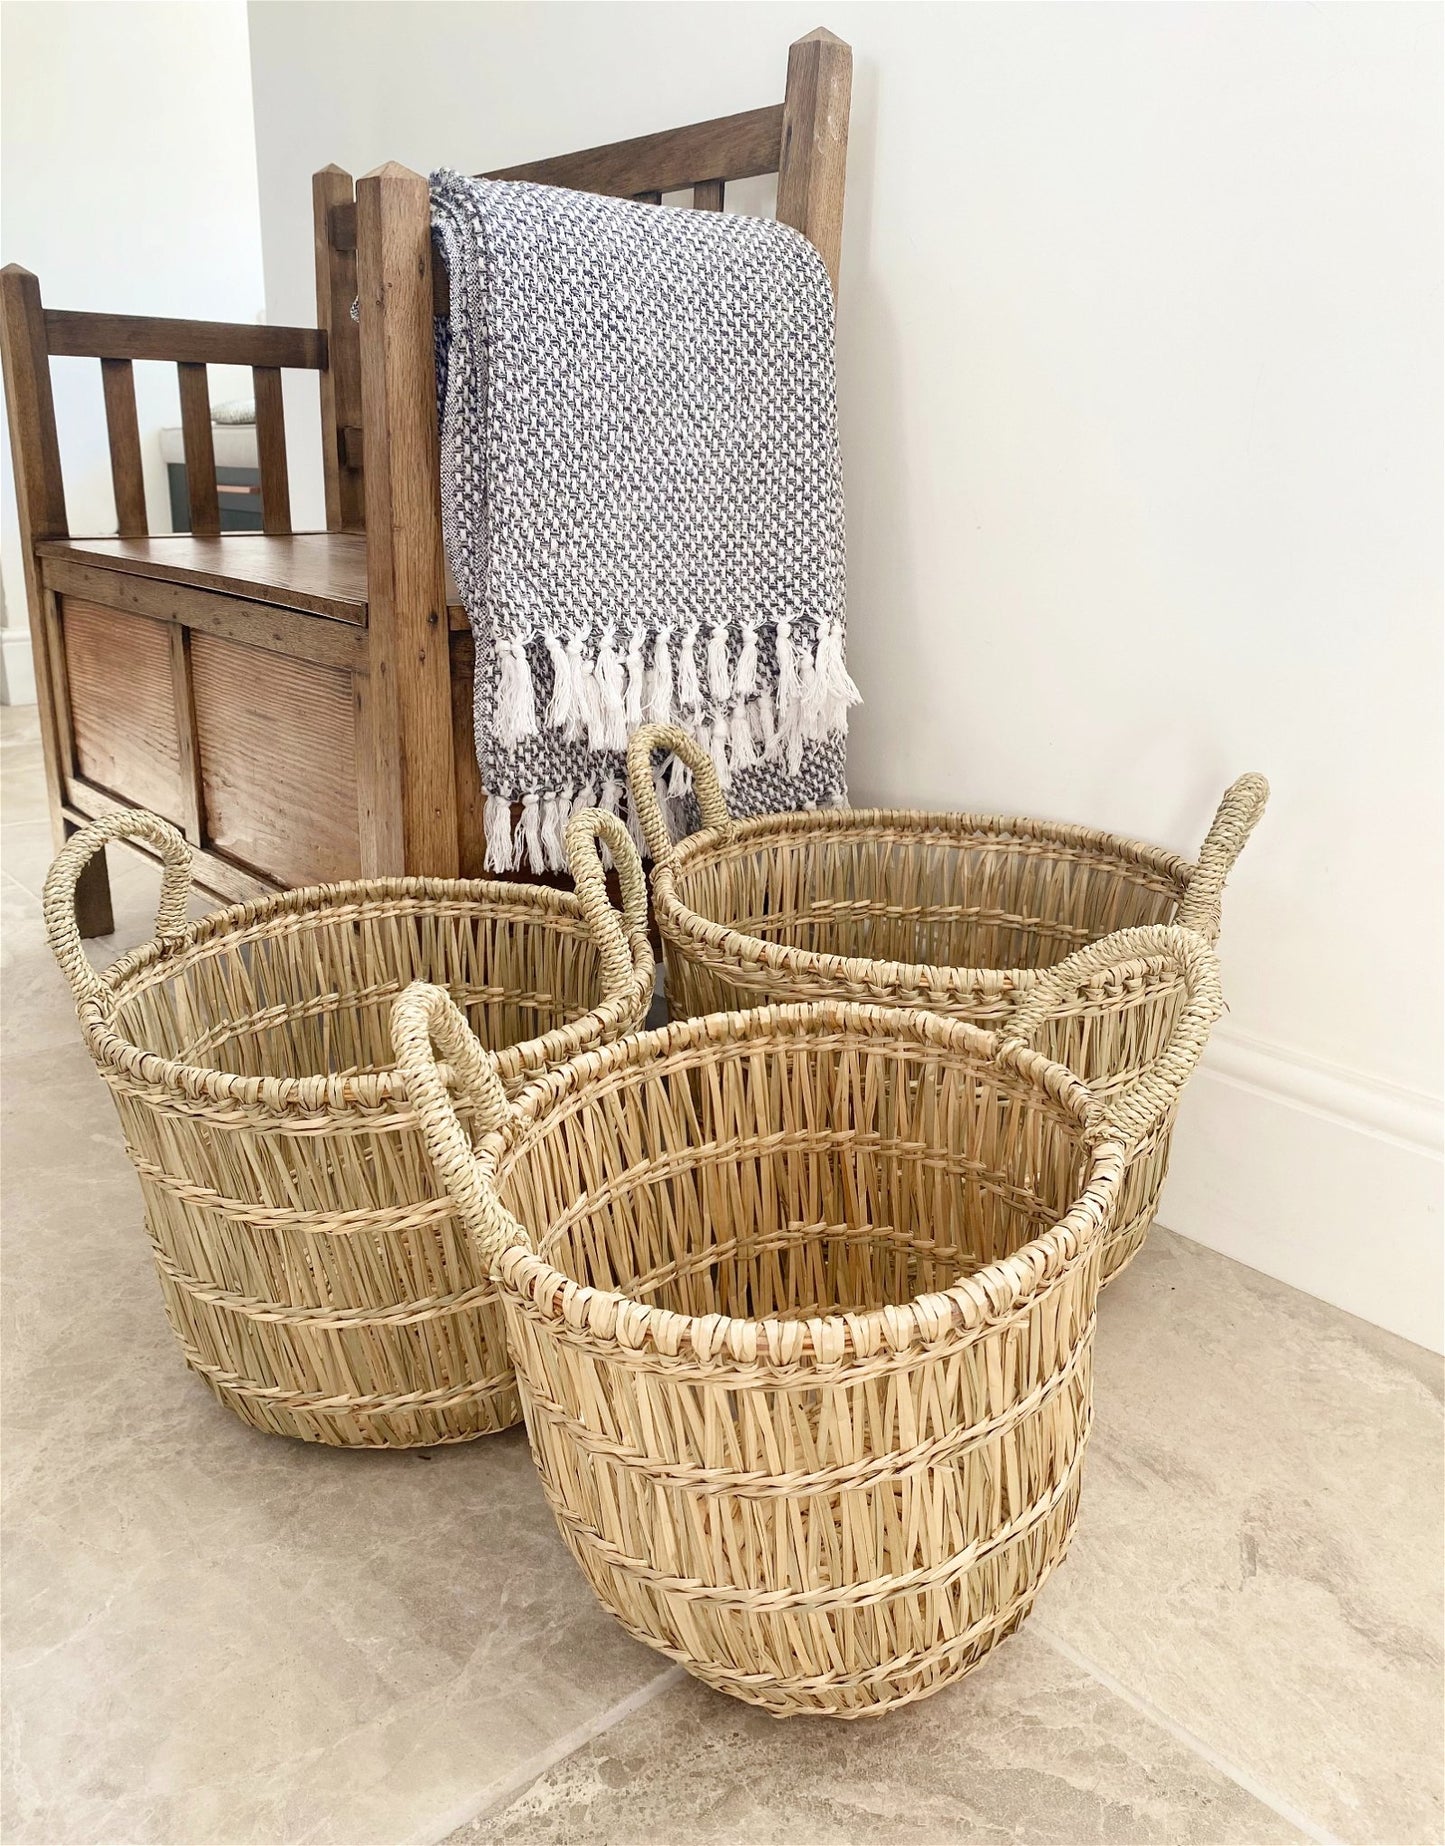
312;27;851;534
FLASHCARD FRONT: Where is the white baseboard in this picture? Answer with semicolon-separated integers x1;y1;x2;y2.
1162;1026;1444;1353
0;629;35;706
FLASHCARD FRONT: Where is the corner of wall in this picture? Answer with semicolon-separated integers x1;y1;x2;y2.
1161;1027;1444;1353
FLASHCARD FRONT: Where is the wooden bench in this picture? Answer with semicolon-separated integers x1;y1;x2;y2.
1;28;850;935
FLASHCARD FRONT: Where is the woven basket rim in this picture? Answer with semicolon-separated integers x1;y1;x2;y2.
478;999;1125;1368
650;806;1204;995
77;873;654;1119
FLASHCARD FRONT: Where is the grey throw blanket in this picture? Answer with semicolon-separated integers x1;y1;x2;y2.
430;170;857;873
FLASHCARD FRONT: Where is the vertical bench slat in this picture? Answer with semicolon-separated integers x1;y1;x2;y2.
692;180;725;211
313;165;366;532
252;365;291;536
100;357;147;536
176;361;220;536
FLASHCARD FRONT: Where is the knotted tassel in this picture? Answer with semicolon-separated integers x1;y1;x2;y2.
623;623;646;728
811;620;862;736
666;751;692;799
562;635;588;741
734;624;759;697
496;637;539;747
518;791;545;872
707;621;732;703
585;628;628;752
729;703;756;770
540;793;569;872
775;617;805;771
644;631;673;725
483;793;515;873
708;716;732;788
543;634;575;732
751;686;778;760
677;621;702;716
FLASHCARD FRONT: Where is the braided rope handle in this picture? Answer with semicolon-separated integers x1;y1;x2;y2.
564;809;651;998
391;981;528;1272
43;809;193;1005
1175;773;1269;937
625;722;733;867
1004;924;1224;1152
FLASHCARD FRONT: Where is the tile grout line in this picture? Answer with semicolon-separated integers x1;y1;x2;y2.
1033;1626;1343;1845
412;1664;688;1845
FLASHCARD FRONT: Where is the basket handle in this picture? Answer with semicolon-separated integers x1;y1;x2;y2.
42;809;193;1005
625;722;733;867
1003;924;1224;1152
390;980;530;1270
1175;773;1269;937
564;808;650;999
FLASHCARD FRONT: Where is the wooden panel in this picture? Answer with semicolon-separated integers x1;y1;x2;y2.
177;362;220;536
36;535;375;622
190;631;361;886
488;103;784;198
331;106;781;256
251;366;292;535
692;180;725;211
61;598;184;823
100;357;147;535
40;557;367;670
63;785;275;908
44;310;325;369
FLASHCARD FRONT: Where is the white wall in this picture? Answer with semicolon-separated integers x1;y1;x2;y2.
247;1;1437;1348
0;0;266;702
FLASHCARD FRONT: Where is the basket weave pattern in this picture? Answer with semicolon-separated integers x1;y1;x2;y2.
629;725;1266;1281
44;807;654;1448
394;927;1222;1716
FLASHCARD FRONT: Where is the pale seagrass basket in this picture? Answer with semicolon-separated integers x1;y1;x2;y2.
43;806;654;1449
394;925;1223;1718
627;722;1266;1282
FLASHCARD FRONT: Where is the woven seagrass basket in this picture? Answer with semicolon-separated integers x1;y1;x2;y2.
627;723;1266;1282
43;807;654;1449
395;925;1222;1718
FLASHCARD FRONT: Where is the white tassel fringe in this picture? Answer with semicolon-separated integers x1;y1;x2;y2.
483;793;515;872
496;637;538;747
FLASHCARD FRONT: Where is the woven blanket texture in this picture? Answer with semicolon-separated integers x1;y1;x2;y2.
430;170;857;873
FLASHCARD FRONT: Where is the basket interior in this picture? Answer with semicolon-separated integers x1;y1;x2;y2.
501;1029;1090;1322
109;896;603;1083
674;821;1184;972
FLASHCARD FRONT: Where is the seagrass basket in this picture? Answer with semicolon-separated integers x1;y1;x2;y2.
43;806;654;1448
627;723;1266;1281
394;925;1222;1718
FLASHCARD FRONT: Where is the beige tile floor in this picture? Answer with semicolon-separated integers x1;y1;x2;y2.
1;702;1440;1846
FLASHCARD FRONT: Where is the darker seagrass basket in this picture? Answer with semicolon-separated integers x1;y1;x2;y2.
627;723;1266;1281
43;806;653;1448
395;925;1223;1718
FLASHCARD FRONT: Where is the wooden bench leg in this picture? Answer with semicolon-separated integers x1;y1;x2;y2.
67;828;115;940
